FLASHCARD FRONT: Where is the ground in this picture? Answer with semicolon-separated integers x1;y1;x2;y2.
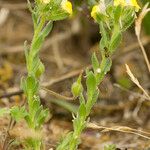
0;0;150;150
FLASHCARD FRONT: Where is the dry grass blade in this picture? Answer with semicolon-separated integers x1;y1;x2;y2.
125;64;150;100
0;8;9;26
41;87;74;101
87;123;150;140
135;3;150;73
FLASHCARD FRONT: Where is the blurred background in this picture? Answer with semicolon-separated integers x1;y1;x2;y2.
0;0;150;149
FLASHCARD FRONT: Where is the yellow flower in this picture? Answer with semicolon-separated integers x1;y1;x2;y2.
91;5;100;20
61;0;73;15
41;0;50;4
114;0;140;11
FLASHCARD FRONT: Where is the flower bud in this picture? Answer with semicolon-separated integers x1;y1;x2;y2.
71;75;83;97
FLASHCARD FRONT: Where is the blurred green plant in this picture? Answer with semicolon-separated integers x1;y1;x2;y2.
56;0;140;149
141;0;150;35
117;76;132;89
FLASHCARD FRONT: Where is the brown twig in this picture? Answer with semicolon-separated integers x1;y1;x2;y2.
41;87;74;101
42;66;91;87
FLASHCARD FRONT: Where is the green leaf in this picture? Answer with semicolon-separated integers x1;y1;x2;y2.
27;76;39;95
86;71;97;100
92;53;99;72
10;106;27;122
34;105;43;122
79;93;85;104
0;108;10;117
32;12;39;30
109;25;122;54
92;89;99;105
35;60;45;78
36;108;49;129
25;115;33;128
31;55;41;74
121;7;135;31
101;57;112;74
113;5;122;23
32;23;51;56
78;103;86;118
86;89;99;116
31;34;44;55
99;22;109;51
96;57;112;84
41;21;53;38
30;96;40;118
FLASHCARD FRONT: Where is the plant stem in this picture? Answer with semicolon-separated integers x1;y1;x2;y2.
28;18;45;74
24;17;46;149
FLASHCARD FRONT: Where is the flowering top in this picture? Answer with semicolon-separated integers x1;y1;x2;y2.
61;0;72;15
35;0;73;21
114;0;140;11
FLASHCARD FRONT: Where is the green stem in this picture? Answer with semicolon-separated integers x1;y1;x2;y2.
28;18;45;74
24;17;46;150
27;18;45;114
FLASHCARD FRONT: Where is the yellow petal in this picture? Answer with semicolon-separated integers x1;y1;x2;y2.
131;0;140;11
61;0;73;15
91;5;100;20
